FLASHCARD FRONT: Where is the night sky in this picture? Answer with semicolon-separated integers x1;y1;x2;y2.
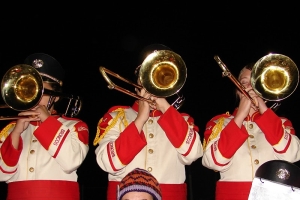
1;4;300;200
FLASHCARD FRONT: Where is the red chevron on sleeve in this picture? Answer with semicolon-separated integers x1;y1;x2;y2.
182;113;199;133
74;121;89;145
204;120;216;142
98;112;113;137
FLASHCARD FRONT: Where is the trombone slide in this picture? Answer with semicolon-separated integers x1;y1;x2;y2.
214;55;258;108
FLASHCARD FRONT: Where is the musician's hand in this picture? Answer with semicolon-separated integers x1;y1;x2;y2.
237;88;253;112
8;110;38;149
256;96;268;114
149;96;170;113
13;111;39;134
134;88;151;132
247;88;268;114
34;105;51;122
235;88;257;127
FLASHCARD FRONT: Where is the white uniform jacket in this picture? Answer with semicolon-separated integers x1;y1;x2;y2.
94;101;203;183
202;108;300;181
0;115;89;182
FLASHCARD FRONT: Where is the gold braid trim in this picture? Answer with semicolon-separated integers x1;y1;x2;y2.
93;108;128;146
0;123;16;140
203;116;227;150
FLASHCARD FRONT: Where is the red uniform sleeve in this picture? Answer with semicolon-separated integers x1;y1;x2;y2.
114;122;147;164
0;134;22;166
255;108;290;145
218;120;248;158
158;106;189;147
204;114;248;158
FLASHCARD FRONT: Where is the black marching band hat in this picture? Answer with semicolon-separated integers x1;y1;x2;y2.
24;53;65;86
255;160;300;188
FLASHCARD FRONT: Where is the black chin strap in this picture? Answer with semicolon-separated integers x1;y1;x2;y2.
270;102;281;112
47;96;56;110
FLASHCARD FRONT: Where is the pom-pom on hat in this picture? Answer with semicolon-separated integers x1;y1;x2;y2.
117;168;162;200
24;53;65;86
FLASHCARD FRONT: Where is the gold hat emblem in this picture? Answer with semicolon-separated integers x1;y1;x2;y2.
276;168;290;180
32;59;44;68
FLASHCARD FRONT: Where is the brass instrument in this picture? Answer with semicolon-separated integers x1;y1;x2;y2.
0;64;82;119
214;53;299;110
99;50;187;109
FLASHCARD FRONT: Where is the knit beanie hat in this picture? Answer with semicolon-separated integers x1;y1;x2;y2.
117;168;162;200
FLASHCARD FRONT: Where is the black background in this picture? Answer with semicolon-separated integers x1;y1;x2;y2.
1;3;300;200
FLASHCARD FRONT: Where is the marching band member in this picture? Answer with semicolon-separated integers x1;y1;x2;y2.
0;53;89;200
202;62;300;200
94;44;203;200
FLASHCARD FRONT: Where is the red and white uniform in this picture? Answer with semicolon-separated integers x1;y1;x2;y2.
94;101;203;200
202;108;300;200
0;115;89;200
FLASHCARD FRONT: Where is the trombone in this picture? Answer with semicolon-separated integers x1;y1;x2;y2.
214;53;299;110
99;50;187;109
0;64;82;119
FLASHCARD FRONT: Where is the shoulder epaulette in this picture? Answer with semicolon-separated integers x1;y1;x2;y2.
0;122;16;140
107;105;130;113
203;112;230;149
93;107;129;146
210;111;231;122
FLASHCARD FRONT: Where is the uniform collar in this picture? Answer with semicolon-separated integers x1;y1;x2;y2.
29;115;60;126
132;101;163;117
232;107;261;121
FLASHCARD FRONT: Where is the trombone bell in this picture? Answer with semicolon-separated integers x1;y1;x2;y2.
251;54;299;101
152;63;177;88
1;64;43;111
263;68;287;92
139;50;187;97
99;50;187;109
15;75;39;102
0;64;82;118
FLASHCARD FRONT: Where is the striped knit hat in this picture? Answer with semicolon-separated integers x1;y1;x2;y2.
117;168;161;200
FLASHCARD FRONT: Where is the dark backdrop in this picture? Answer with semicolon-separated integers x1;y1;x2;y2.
0;3;300;200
